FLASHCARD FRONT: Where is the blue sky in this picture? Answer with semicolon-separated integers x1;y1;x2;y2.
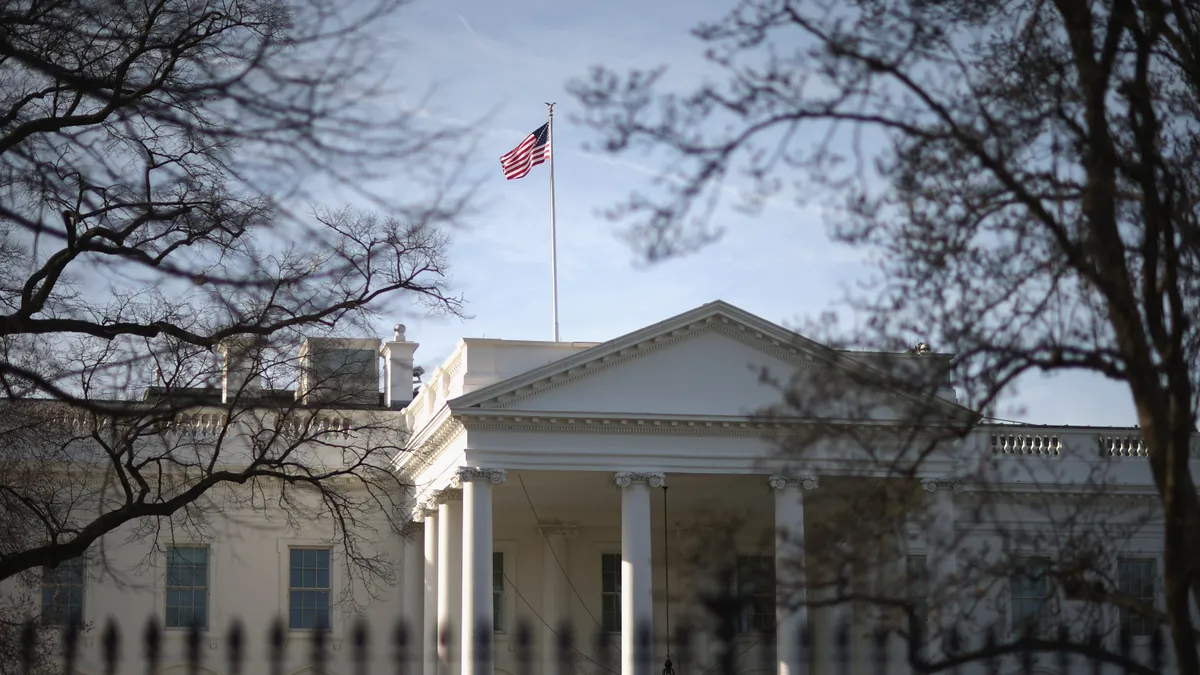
337;0;1137;427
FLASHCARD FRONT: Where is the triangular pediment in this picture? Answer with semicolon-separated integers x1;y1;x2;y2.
449;301;973;423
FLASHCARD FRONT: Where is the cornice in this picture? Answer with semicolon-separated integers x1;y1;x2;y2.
456;410;962;442
952;488;1161;507
398;413;464;480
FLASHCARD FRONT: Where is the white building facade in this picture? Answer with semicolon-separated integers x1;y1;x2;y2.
13;300;1181;675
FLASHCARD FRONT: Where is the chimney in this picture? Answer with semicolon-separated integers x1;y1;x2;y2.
219;336;265;404
381;324;419;409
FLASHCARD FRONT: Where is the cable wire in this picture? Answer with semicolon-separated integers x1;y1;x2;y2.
515;472;621;651
501;569;620;675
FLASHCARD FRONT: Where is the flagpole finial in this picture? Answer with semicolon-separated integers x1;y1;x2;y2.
546;101;556;116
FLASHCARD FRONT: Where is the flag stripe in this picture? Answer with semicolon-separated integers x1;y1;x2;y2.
500;122;551;180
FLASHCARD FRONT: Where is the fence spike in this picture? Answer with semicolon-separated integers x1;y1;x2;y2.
757;624;774;675
674;623;693;675
873;628;888;675
983;623;1000;675
269;617;286;675
595;623;612;671
62;619;81;675
351;617;369;674
475;617;493;672
143;618;162;675
637;620;654;675
515;620;534;674
1055;624;1070;674
187;620;203;675
1118;626;1132;669
836;620;851;675
438;621;455;675
392;619;410;675
19;619;36;672
557;619;575;675
102;618;120;675
799;621;812;675
20;620;36;675
228;619;245;675
1087;626;1102;675
1150;625;1165;673
312;621;329;672
1018;625;1034;673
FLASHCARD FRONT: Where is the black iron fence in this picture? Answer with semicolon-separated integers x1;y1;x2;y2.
15;614;1173;675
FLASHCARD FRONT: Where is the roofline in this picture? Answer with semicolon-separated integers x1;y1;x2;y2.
448;299;978;422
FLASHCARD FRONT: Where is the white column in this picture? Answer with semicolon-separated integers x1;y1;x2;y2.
614;471;663;675
404;521;426;672
438;487;464;675
423;505;440;675
540;522;576;675
461;468;506;675
921;478;959;657
769;475;816;675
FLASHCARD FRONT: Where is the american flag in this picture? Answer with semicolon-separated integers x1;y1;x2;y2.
500;122;551;180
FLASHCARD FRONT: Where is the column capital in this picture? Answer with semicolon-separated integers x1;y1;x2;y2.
415;500;439;519
921;477;965;493
435;487;463;503
768;474;818;490
614;471;666;488
457;467;508;484
538;521;579;538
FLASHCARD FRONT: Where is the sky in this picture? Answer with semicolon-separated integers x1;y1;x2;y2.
326;0;1138;428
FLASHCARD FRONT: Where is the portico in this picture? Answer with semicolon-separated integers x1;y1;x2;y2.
395;301;968;675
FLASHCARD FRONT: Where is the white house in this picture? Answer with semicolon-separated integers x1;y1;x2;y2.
10;300;1178;675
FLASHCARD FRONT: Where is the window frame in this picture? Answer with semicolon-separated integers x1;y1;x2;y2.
600;551;621;634
1116;556;1158;638
286;545;334;632
40;557;86;627
735;554;776;635
905;553;930;634
492;540;516;634
164;544;211;630
1009;556;1053;637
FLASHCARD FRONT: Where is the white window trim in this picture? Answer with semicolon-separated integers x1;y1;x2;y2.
1007;554;1055;638
40;556;88;628
599;547;622;635
734;551;775;638
1115;551;1161;642
278;538;339;637
493;540;516;634
160;542;216;632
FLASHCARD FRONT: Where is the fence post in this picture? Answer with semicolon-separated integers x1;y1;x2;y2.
102;619;119;675
393;620;410;675
227;620;244;675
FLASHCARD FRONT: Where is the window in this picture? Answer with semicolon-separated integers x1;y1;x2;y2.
906;555;929;631
166;546;209;628
493;552;505;633
736;555;776;634
1117;558;1156;636
601;553;621;633
1010;557;1052;636
41;558;85;626
289;548;331;630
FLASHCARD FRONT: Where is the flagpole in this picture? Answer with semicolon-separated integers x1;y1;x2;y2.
547;102;560;342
